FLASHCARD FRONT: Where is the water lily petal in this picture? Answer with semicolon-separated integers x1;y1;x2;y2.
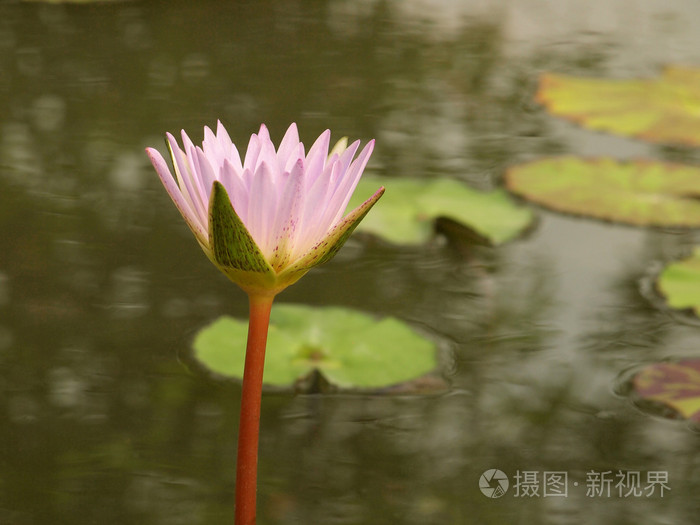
257;123;271;143
215;120;232;150
269;159;304;270
202;125;226;168
299;160;343;246
181;131;211;215
248;161;277;257
243;134;261;172
215;121;243;173
297;159;337;241
220;158;250;224
194;146;217;200
257;137;282;191
241;166;255;193
324;140;375;228
277;123;300;169
295;140;374;250
283;142;305;176
281;186;385;278
166;133;208;227
336;139;361;176
305;129;332;186
146;147;208;246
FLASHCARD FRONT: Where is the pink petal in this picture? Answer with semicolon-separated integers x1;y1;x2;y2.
194;146;217;200
241;166;255;191
257;136;280;182
182;136;209;216
257;124;271;142
299;159;335;232
243;134;261;172
248;161;276;256
215;121;243;172
202;125;225;168
277;123;300;167
298;160;343;246
146;147;207;244
167;133;207;226
228;142;244;173
216;120;233;152
283;143;305;174
336;139;361;175
269;159;304;268
220;158;250;224
305;129;331;186
323;139;374;228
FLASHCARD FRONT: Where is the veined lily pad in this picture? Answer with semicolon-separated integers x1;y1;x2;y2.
505;156;700;226
632;359;700;423
347;175;533;245
193;304;439;390
657;248;700;316
537;67;700;147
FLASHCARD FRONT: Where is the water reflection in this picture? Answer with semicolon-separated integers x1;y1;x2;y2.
1;1;700;524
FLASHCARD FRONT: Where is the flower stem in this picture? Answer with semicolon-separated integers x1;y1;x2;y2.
235;293;274;525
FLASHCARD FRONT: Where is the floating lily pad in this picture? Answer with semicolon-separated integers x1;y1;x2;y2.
347;175;533;245
657;248;700;316
537;67;700;147
505;156;700;226
632;359;700;422
193;304;439;390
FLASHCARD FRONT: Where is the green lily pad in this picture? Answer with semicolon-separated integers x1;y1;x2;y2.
537;67;700;147
657;248;700;316
632;359;700;422
505;156;700;226
193;304;439;390
347;175;533;245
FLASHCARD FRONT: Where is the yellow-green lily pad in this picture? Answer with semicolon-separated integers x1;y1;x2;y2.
657;248;700;316
347;175;533;245
193;304;439;390
632;359;700;423
537;67;700;147
505;156;700;226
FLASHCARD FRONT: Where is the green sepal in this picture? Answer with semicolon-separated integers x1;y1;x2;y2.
279;187;385;282
209;181;277;292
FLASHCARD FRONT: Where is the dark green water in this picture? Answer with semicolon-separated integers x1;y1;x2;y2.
1;1;699;523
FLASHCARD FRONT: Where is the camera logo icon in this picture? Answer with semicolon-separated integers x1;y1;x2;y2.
479;469;509;498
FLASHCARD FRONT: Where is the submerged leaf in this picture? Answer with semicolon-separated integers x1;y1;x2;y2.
537;67;700;146
506;156;700;226
193;304;439;390
632;359;700;422
657;248;700;316
347;175;533;245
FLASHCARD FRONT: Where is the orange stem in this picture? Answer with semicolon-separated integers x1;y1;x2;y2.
235;293;274;525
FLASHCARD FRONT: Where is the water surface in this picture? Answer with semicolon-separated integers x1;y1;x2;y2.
1;1;699;524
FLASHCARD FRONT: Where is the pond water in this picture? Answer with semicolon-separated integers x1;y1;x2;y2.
1;0;700;524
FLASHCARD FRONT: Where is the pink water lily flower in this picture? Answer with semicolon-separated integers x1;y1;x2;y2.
146;122;384;296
